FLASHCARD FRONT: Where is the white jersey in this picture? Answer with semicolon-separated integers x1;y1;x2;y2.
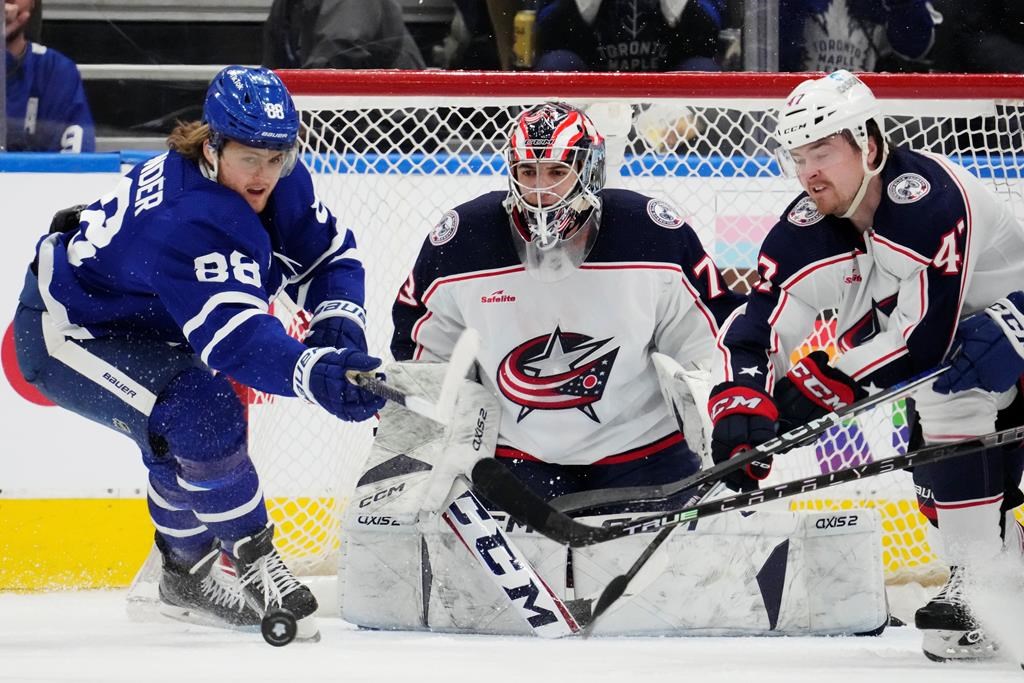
715;145;1024;392
392;189;743;466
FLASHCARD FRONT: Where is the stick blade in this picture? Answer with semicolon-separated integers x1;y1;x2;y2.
435;328;481;422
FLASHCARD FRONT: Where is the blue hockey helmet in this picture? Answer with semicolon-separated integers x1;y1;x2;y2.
203;66;300;162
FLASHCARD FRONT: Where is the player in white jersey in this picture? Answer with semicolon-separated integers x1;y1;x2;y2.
13;66;385;642
392;101;742;505
708;70;1024;662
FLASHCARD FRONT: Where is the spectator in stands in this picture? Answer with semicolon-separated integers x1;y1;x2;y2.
779;0;942;73
533;0;724;72
262;0;425;70
434;0;515;70
4;0;95;152
940;0;1024;73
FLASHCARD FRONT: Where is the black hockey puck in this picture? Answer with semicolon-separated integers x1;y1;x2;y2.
261;608;297;647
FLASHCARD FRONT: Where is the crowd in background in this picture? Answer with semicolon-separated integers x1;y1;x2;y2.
4;0;1024;152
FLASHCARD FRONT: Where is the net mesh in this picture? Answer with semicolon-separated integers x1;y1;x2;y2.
250;80;1024;581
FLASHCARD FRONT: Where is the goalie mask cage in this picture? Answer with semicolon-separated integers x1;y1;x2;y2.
251;70;1024;583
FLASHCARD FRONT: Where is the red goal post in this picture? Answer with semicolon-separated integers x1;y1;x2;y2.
251;70;1024;582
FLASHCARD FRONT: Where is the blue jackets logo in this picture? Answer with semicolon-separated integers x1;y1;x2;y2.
496;326;618;423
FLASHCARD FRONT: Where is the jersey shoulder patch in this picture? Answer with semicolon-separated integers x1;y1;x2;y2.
887;173;931;204
787;195;825;227
429;209;460;246
646;198;685;229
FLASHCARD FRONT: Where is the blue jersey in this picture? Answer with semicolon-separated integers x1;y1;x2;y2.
536;0;723;71
780;0;939;72
33;150;366;396
5;42;95;152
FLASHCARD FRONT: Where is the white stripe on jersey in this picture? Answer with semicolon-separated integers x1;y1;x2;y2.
40;311;159;415
147;482;185;511
193;485;265;523
182;291;268;339
36;234;94;340
287;229;349;284
199;308;268;365
152;522;210;538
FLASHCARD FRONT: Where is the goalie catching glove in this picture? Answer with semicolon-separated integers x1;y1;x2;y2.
934;292;1024;395
293;346;385;422
774;350;866;431
708;383;777;491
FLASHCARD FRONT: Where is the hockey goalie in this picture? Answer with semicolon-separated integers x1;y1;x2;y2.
338;101;888;637
339;360;888;637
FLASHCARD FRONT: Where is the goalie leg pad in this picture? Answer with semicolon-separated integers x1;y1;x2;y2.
339;361;501;625
340;504;888;636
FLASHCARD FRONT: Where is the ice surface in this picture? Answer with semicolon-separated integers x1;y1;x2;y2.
1;590;1020;683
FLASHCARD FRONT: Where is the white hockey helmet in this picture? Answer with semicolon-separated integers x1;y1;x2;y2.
774;70;888;217
503;102;606;282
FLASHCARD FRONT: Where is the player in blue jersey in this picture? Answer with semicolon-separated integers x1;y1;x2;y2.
708;70;1024;661
534;0;723;72
779;0;941;72
12;65;385;642
392;101;742;506
4;0;95;152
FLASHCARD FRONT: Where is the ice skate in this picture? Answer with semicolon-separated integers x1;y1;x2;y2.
157;540;262;628
232;524;320;642
915;566;999;662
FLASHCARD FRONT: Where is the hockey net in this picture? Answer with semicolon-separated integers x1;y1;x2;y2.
252;71;1024;583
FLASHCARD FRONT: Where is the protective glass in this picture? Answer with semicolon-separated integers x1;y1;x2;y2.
220;143;299;177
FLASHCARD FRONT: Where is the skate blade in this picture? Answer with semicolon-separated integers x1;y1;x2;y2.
922;629;999;662
157;603;259;633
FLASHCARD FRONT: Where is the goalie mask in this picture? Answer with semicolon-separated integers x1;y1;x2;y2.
503;102;606;282
203;65;300;176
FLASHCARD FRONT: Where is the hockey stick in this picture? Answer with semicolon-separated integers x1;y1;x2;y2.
538;365;946;516
347;328;481;423
474;422;1024;547
581;480;727;636
349;329;579;638
441;478;581;638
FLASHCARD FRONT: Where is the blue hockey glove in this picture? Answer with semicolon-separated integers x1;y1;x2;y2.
708;383;778;492
293;347;386;422
934;293;1024;395
774;350;866;432
304;300;368;351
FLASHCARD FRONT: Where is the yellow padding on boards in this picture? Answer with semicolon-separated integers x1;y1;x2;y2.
791;498;1024;584
0;499;153;591
0;497;342;590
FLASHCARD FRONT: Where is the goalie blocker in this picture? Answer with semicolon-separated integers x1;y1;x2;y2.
338;361;888;636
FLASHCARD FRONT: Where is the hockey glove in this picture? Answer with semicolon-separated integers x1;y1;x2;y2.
934;293;1024;395
304;300;368;352
293;347;386;422
708;383;778;492
774;350;865;432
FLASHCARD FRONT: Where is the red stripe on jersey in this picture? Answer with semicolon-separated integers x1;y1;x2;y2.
928;153;974;358
849;345;908;380
495;432;684;465
410;310;433;359
871;233;931;266
780;251;860;289
421;265;528;304
934;493;1004;510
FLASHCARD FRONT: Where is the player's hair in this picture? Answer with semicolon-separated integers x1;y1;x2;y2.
840;120;888;170
166;121;212;162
